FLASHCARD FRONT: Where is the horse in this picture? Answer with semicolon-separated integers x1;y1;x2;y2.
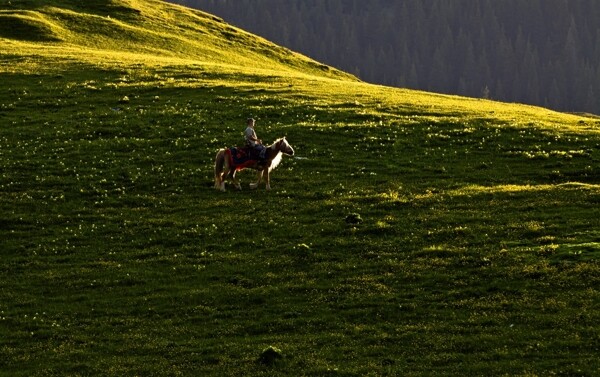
214;137;295;191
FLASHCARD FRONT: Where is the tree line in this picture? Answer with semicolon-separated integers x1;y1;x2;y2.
169;0;600;115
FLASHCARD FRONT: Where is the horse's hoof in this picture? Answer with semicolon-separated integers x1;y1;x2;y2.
249;183;258;190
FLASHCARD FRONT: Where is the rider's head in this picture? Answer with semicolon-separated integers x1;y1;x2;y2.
247;118;255;127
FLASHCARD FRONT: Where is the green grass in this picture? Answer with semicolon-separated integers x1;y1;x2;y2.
1;0;600;375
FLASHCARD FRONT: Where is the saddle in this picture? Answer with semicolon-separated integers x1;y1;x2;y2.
225;146;262;170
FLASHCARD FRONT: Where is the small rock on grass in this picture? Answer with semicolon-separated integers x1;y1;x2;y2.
345;213;363;224
257;346;283;365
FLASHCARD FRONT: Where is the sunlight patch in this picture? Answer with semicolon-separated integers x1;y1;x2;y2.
552;242;600;262
448;182;600;197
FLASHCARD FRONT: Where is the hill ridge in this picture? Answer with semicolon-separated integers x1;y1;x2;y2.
0;0;356;81
1;0;596;131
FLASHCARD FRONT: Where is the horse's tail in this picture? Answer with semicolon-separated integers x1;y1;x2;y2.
214;149;225;189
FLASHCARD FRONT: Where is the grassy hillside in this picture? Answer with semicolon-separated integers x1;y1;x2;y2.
1;0;599;375
0;0;355;79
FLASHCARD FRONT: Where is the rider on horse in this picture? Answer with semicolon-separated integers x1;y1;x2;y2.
244;118;266;161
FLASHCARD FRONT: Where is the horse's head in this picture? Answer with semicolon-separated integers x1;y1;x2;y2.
277;137;295;156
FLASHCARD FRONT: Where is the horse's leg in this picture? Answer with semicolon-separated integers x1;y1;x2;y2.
231;170;242;190
219;165;230;192
214;172;221;190
214;150;225;190
219;170;227;191
264;168;271;190
249;169;263;190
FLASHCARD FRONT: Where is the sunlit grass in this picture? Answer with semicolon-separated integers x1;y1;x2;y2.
447;182;600;196
1;0;600;375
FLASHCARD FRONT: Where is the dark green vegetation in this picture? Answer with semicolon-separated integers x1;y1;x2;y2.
180;0;600;115
1;1;600;375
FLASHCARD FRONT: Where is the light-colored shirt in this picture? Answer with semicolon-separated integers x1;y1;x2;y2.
245;126;259;147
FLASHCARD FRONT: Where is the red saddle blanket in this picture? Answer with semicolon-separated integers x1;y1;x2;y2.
225;146;258;170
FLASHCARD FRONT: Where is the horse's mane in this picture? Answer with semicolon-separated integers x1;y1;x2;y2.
268;137;285;172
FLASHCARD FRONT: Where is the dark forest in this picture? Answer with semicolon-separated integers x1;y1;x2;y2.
169;0;600;115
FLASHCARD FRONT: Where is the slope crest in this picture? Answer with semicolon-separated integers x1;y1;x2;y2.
0;11;64;42
0;0;356;81
3;0;141;19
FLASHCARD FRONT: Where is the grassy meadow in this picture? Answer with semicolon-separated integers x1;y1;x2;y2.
1;0;600;375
